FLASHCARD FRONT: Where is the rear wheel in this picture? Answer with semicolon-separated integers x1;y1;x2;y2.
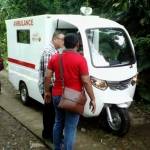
100;105;130;136
19;82;30;105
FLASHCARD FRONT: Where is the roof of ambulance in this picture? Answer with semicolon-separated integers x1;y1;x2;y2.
49;14;123;29
6;14;123;29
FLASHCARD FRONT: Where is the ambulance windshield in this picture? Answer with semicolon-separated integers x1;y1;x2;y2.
86;28;135;67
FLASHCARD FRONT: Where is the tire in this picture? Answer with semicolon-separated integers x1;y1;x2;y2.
100;105;130;136
19;82;30;105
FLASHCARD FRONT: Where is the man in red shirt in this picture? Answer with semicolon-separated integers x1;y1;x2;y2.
44;33;96;150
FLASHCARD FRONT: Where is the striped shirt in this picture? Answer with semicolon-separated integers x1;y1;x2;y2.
38;42;57;95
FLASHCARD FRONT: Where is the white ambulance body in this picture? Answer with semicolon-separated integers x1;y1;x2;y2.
6;15;137;119
6;15;78;104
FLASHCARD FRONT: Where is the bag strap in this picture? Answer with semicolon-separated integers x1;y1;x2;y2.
58;54;65;91
58;54;84;93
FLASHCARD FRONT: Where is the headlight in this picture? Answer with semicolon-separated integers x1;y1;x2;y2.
131;74;138;86
90;76;108;90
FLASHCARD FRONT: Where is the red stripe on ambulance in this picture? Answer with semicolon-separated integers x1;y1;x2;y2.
8;58;35;69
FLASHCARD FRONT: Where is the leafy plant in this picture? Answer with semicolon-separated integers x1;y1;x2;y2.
133;36;150;102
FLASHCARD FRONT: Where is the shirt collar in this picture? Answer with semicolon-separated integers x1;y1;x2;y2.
49;42;56;50
63;49;77;53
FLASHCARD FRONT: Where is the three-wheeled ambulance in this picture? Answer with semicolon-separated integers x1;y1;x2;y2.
6;13;137;135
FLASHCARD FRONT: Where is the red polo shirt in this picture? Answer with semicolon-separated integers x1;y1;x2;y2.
47;50;89;96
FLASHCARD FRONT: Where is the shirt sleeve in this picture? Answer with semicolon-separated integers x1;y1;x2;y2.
79;56;89;75
44;51;52;71
47;55;54;71
38;51;45;94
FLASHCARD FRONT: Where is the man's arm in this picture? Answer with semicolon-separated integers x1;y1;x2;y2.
81;75;96;113
44;69;53;103
38;53;44;95
38;49;52;95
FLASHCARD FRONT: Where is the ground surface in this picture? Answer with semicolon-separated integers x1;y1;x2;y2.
0;107;49;150
0;70;150;150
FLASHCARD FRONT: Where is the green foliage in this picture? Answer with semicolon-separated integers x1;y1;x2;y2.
136;69;150;102
49;0;87;14
133;36;150;102
114;0;150;36
133;36;150;72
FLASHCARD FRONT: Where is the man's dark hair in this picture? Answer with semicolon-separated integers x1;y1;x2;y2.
64;33;79;49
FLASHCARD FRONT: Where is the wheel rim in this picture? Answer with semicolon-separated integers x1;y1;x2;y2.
21;87;27;102
107;110;122;131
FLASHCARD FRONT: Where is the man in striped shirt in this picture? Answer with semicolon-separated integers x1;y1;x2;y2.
39;31;64;142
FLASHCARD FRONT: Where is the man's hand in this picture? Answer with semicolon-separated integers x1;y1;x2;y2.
44;69;53;103
89;99;96;113
44;91;51;103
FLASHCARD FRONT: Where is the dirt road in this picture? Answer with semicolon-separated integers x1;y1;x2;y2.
0;107;49;150
0;70;150;150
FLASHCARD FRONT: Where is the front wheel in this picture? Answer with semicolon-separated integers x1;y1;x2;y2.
101;105;130;136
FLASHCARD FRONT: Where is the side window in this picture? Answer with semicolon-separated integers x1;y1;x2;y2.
17;30;30;44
